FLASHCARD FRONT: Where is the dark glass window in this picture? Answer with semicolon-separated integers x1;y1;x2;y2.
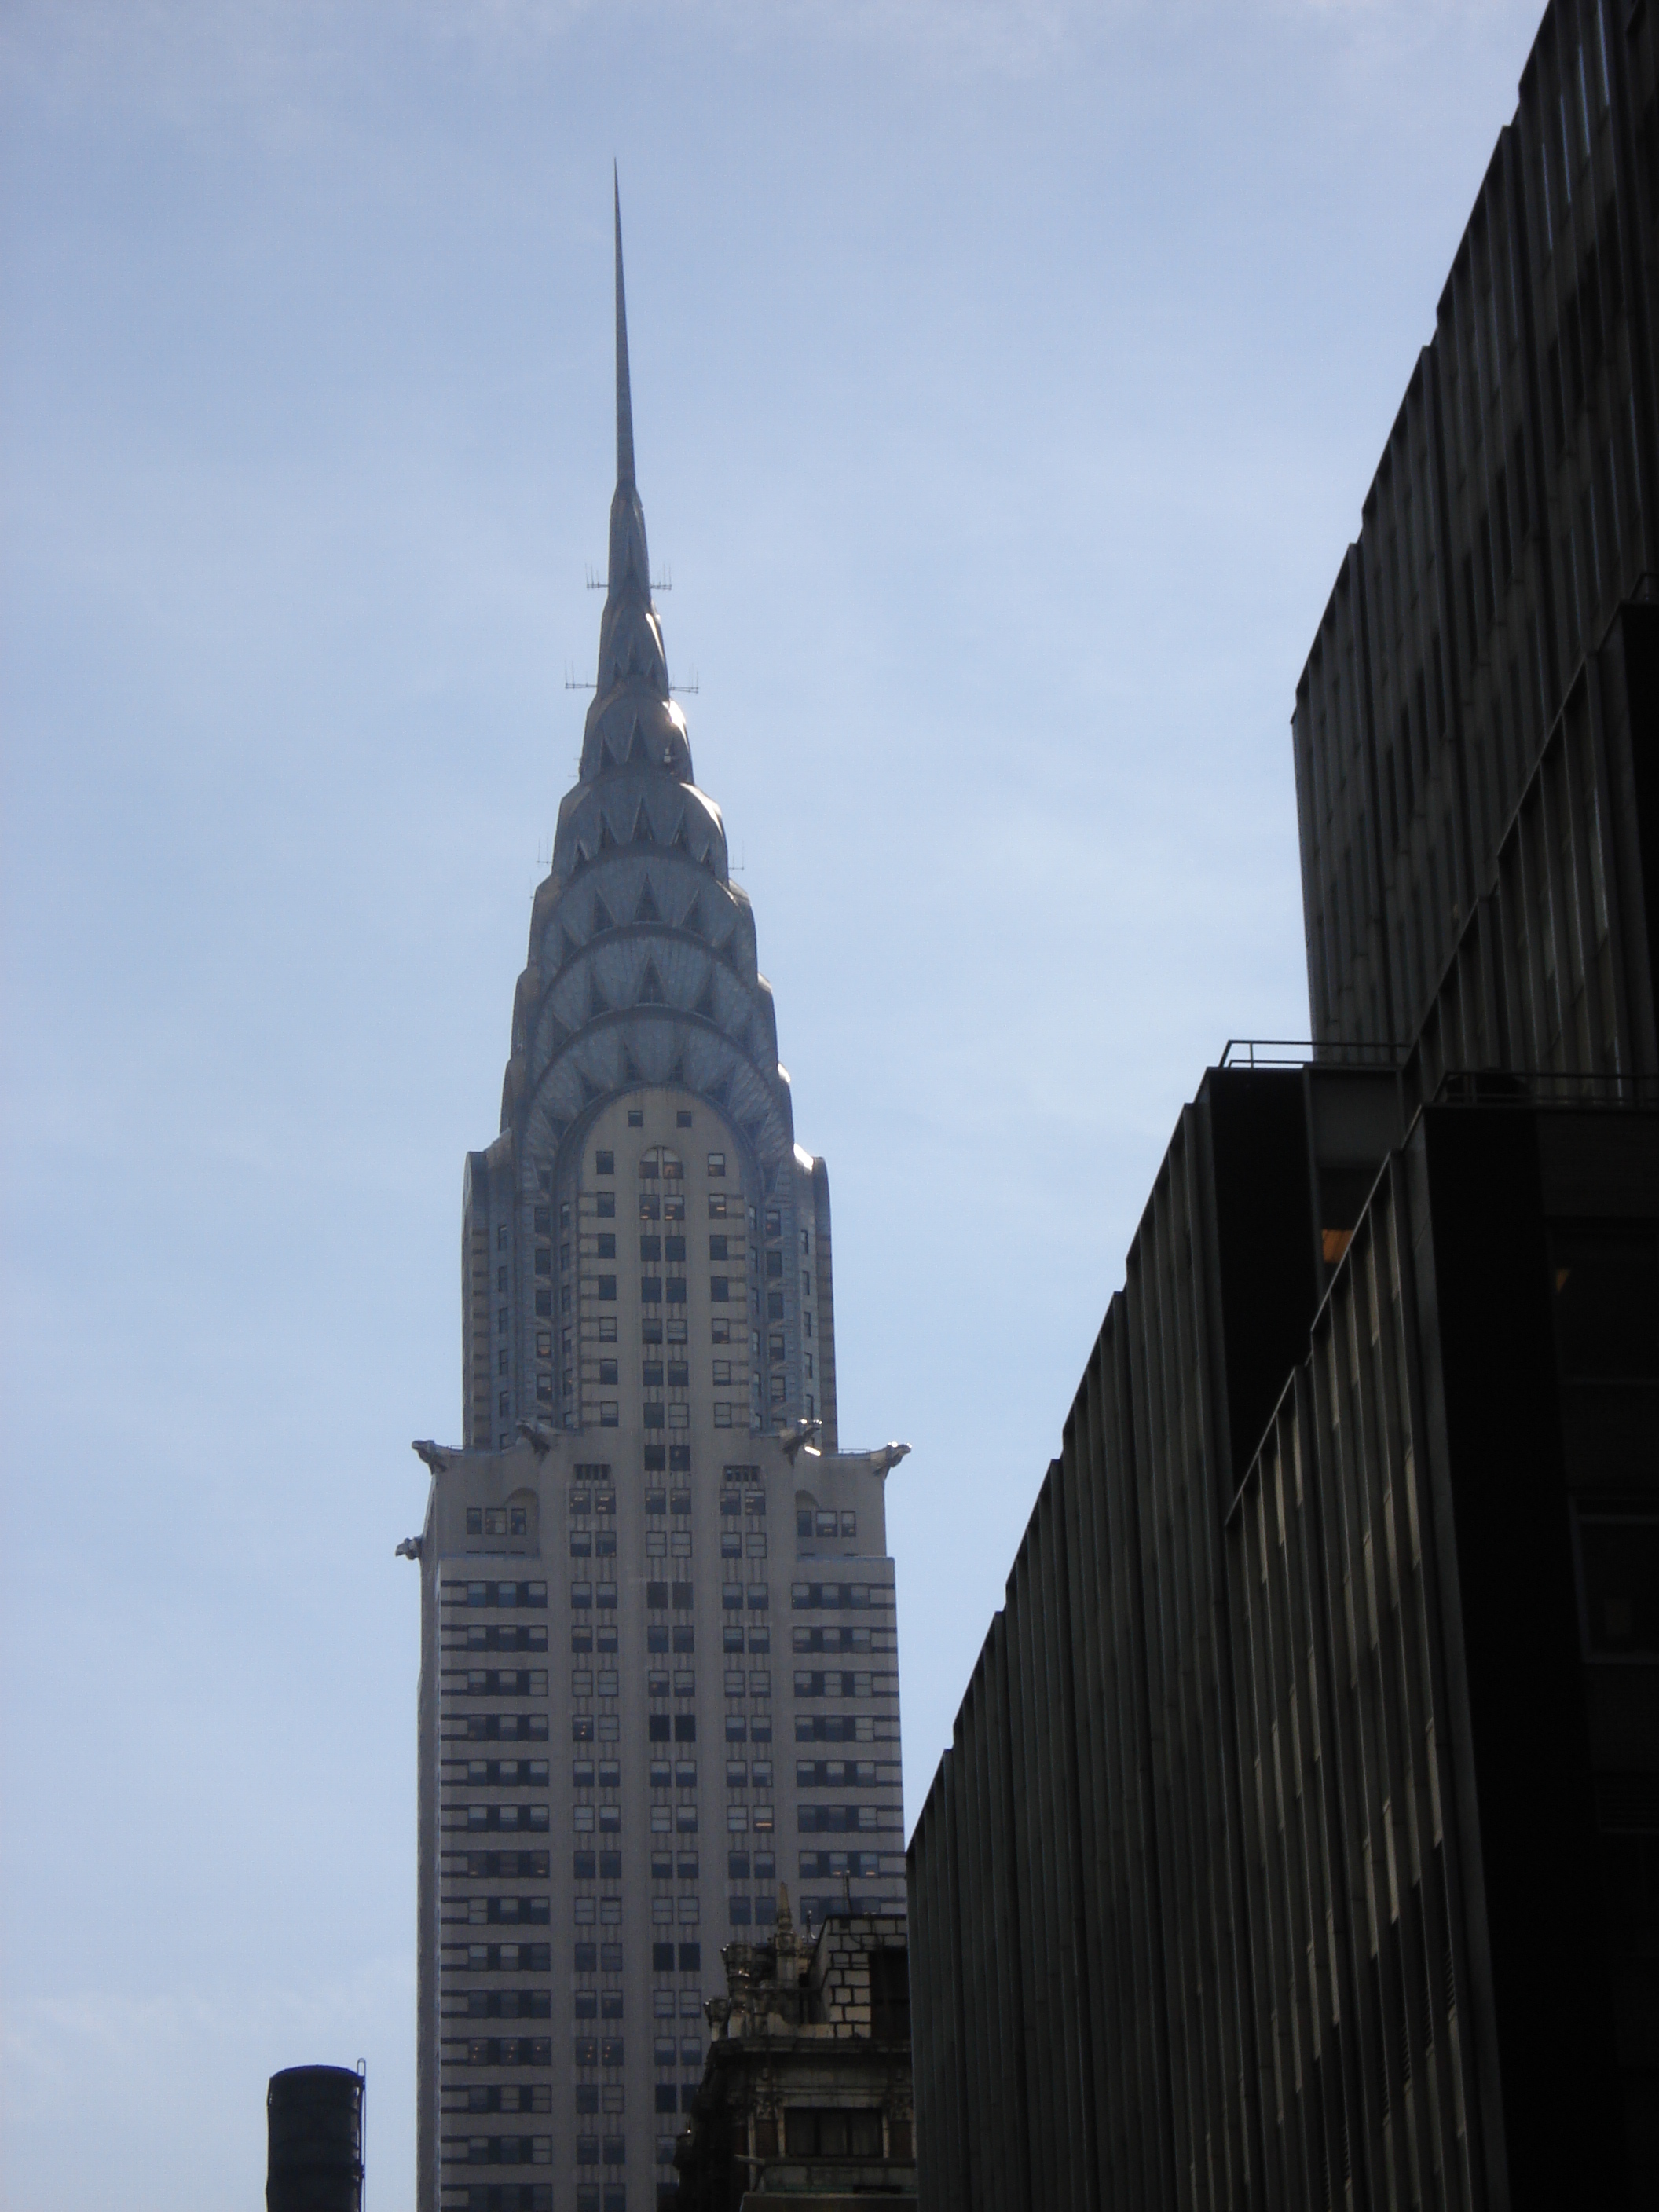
1554;1227;1659;1377
1579;1515;1659;1656
595;1152;614;1176
870;1947;910;2040
783;2109;883;2158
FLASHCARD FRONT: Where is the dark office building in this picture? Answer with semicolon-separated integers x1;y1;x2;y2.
906;0;1659;2205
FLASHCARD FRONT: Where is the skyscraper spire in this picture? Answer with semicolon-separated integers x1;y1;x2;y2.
606;167;646;600
582;170;687;783
613;163;635;491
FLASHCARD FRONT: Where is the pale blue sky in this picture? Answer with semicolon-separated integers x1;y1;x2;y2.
2;2;1541;2203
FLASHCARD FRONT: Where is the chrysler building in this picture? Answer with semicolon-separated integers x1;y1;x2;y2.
406;187;909;2212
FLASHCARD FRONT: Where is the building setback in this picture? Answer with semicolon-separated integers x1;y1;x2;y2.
907;0;1659;2205
405;189;909;2212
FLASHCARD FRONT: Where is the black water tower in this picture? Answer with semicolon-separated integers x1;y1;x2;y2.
266;2063;364;2212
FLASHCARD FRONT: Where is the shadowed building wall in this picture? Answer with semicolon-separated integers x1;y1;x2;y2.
910;1093;1658;2209
1295;0;1659;1095
907;0;1659;2203
908;1065;1407;2212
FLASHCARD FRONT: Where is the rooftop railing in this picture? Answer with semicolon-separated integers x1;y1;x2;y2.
1218;1038;1407;1070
